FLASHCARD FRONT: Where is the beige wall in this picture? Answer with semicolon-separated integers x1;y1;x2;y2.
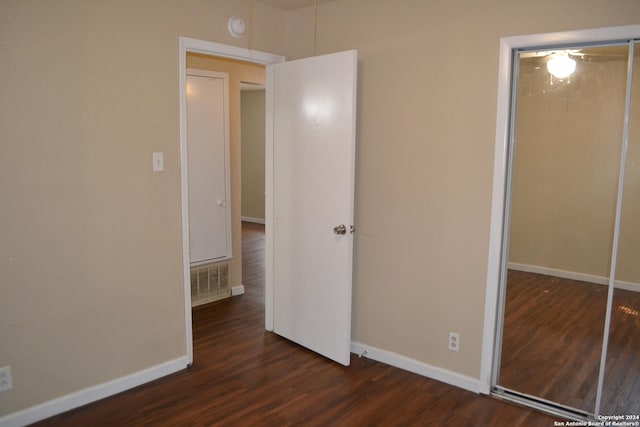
616;46;640;284
0;0;284;416
2;0;640;418
285;0;640;379
509;55;628;279
241;90;266;221
186;54;265;288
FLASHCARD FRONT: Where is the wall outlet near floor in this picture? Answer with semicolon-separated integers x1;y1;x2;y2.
448;332;460;352
0;366;13;392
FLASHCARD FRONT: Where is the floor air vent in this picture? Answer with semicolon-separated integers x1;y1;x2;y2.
190;262;230;306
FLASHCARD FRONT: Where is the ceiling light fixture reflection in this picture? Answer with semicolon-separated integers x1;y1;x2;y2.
546;53;576;79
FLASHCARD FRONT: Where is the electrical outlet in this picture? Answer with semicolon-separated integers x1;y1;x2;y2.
0;366;13;392
448;332;460;352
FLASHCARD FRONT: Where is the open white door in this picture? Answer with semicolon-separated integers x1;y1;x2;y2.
269;50;357;366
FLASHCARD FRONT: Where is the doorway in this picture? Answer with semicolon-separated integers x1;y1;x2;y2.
185;52;266;308
178;38;285;365
485;27;640;420
240;83;266;226
179;39;358;369
239;83;267;305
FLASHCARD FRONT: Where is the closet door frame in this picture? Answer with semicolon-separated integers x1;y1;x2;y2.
481;24;640;418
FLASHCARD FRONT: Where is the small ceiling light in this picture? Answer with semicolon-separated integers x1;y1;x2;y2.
227;16;246;38
546;53;576;79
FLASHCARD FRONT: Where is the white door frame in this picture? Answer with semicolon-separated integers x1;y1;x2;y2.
480;24;640;394
178;37;285;364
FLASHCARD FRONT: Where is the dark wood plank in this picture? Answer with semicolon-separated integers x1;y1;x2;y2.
601;287;640;416
32;224;558;426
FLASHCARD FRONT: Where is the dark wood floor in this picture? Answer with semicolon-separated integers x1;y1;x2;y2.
499;270;640;416
33;223;558;426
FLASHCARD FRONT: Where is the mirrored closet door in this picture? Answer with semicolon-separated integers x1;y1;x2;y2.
495;40;639;419
600;42;640;418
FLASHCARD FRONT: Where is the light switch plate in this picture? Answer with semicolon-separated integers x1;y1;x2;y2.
0;366;13;392
152;152;164;172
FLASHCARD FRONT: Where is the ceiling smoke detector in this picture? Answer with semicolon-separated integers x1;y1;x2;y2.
228;16;246;38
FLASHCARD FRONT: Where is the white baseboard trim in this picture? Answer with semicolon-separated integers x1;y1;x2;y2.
191;292;231;307
231;284;245;296
0;357;188;427
241;216;265;225
350;341;481;394
508;262;640;292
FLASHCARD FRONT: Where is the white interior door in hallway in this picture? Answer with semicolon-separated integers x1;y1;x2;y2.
186;70;232;265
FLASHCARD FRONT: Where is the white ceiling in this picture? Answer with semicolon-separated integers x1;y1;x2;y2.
255;0;335;10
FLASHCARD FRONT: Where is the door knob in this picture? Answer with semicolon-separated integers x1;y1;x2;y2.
333;224;347;235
